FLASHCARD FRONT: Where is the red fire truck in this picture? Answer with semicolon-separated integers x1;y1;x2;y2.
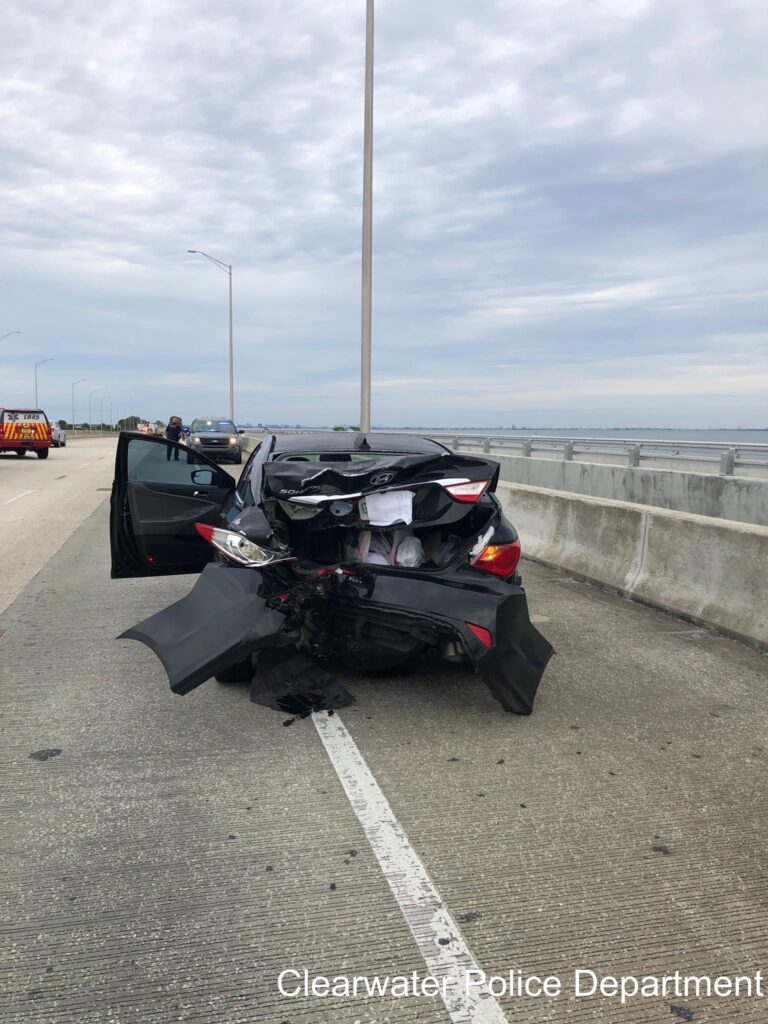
0;408;53;458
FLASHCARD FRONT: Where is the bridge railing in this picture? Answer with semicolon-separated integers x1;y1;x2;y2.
240;430;768;476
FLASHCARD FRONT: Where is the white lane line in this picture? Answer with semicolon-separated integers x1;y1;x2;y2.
3;489;35;506
78;462;90;469
313;710;509;1024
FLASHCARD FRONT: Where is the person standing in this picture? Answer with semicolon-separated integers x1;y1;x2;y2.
165;416;182;460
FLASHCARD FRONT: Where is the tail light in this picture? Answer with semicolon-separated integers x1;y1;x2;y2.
195;522;282;567
466;623;493;648
471;539;522;579
442;480;490;503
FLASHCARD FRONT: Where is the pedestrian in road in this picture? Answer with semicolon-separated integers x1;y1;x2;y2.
165;416;182;460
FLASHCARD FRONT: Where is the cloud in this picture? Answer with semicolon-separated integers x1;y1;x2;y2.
0;0;766;427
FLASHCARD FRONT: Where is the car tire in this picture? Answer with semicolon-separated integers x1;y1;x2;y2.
36;449;49;459
15;450;26;457
215;656;254;683
233;453;242;465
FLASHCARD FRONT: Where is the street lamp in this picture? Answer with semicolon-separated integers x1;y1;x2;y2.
100;396;111;436
1;331;21;343
34;358;54;407
88;389;99;431
360;0;374;433
187;250;234;422
71;378;86;432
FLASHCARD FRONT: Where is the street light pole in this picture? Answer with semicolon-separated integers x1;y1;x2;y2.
71;378;86;433
100;396;110;436
1;331;21;344
187;250;234;422
34;358;54;407
88;389;99;431
360;0;374;434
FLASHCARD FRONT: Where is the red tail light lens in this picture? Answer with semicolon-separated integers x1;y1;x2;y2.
471;539;522;578
195;523;215;542
443;480;490;503
466;623;493;648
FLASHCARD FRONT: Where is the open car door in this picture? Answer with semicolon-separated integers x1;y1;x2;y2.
111;432;236;578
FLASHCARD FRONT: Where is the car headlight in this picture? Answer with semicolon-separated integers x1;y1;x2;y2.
192;435;201;444
228;436;239;445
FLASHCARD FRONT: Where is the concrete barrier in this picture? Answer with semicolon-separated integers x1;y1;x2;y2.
477;451;768;527
497;481;768;649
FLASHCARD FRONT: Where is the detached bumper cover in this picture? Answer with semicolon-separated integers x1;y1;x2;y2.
119;563;285;694
119;563;554;714
332;570;554;714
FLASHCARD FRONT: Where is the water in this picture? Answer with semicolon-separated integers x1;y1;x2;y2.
413;427;768;445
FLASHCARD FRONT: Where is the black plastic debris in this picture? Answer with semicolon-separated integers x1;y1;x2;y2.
458;911;482;924
670;1006;694;1022
250;647;355;718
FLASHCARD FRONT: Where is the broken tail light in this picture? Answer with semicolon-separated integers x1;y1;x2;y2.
471;539;522;579
195;523;281;568
442;479;490;502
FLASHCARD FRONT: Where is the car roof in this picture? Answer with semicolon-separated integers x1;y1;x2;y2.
270;432;449;455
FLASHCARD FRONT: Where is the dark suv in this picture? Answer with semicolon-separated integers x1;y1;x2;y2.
188;416;244;464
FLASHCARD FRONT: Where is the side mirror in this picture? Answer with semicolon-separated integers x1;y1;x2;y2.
191;468;216;485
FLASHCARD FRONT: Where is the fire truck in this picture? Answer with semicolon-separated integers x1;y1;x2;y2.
0;408;53;458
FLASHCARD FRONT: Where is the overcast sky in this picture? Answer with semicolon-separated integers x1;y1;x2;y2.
1;0;766;427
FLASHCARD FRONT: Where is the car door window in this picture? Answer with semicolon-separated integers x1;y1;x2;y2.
235;443;261;506
126;438;231;487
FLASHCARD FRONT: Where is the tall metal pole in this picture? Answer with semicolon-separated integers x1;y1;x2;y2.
100;396;110;436
34;358;53;407
360;0;374;433
228;265;234;423
187;250;234;423
88;389;98;431
71;378;86;431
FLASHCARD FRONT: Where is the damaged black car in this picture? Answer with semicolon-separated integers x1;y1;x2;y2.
110;431;554;717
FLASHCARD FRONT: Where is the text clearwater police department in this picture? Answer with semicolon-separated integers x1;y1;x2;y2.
278;968;768;1004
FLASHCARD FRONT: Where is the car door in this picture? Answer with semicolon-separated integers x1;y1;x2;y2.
111;432;236;578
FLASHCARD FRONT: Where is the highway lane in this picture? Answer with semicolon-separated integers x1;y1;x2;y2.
1;495;768;1023
0;438;118;614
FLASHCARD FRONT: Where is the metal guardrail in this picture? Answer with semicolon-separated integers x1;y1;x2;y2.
427;434;768;476
241;429;768;477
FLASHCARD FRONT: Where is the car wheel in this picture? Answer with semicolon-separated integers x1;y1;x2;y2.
233;453;242;465
15;449;26;457
36;448;49;459
215;656;254;683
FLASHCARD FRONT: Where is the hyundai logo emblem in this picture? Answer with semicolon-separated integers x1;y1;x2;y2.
370;471;396;486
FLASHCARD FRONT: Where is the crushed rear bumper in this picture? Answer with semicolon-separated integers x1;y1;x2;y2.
119;562;554;715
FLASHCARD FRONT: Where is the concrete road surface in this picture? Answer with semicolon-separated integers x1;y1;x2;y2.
0;438;118;614
1;490;767;1023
